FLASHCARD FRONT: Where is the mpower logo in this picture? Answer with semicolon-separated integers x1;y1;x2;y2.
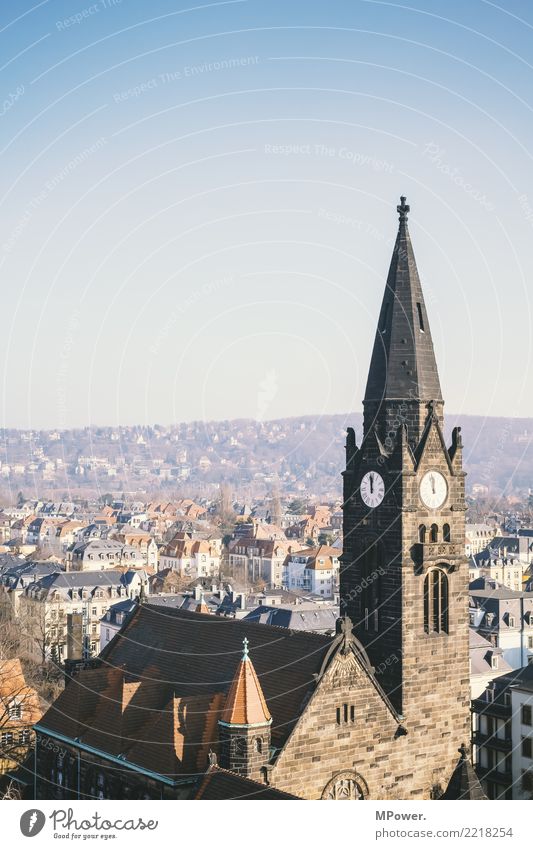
20;810;46;837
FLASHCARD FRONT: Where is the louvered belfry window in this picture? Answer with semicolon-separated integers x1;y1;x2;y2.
424;568;448;634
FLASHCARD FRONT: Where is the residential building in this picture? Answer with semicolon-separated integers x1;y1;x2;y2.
243;602;338;633
66;539;146;572
158;532;220;578
470;579;533;668
228;534;295;588
0;560;61;617
468;552;529;591
99;599;137;652
0;658;41;778
469;628;512;698
472;665;533;799
465;523;501;557
111;530;158;570
18;569;148;662
284;546;340;597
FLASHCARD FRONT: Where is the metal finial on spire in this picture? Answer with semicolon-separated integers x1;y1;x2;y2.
397;195;410;223
242;636;249;660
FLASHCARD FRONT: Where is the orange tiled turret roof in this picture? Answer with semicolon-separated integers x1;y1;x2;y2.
220;638;272;727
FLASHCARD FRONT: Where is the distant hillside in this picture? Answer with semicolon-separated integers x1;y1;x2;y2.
0;413;530;501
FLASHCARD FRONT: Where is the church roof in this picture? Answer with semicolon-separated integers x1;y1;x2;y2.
441;745;487;800
220;638;272;727
37;603;334;772
364;196;442;404
195;766;299;800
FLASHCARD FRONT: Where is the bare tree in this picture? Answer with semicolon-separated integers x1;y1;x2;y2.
215;483;235;532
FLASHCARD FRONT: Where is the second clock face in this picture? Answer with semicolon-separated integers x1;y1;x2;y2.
420;470;448;509
360;471;385;508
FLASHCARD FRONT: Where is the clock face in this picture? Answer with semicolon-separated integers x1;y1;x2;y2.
420;470;448;509
360;471;385;508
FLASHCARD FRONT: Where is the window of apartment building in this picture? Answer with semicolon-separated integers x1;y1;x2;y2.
1;732;14;745
522;770;533;793
522;705;532;726
8;700;22;719
528;636;533;649
18;729;30;744
522;737;532;759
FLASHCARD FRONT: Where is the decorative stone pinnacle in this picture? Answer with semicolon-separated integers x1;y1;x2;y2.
242;636;249;661
458;742;468;760
397;195;410;223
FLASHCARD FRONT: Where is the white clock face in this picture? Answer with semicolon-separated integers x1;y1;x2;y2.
420;470;447;509
360;471;385;508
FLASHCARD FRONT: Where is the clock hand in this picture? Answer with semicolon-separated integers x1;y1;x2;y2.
369;473;374;494
430;473;435;494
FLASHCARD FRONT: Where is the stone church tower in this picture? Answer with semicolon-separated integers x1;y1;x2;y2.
341;196;471;795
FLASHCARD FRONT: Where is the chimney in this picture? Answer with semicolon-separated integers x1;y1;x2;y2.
66;612;84;661
194;583;202;601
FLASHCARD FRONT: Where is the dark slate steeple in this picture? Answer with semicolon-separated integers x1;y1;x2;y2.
441;744;487;800
363;197;443;446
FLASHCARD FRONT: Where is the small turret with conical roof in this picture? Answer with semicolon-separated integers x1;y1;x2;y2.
218;638;272;780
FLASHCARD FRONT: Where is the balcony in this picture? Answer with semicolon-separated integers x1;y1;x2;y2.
473;731;512;752
472;698;510;720
475;765;513;788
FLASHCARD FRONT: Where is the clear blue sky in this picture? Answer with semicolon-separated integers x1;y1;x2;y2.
1;0;532;428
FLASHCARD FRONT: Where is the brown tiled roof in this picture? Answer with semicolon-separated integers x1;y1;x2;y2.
0;658;42;727
195;598;210;614
221;643;271;726
195;766;299;800
38;604;333;777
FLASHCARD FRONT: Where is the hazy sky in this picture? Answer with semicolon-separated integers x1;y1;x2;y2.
1;0;532;429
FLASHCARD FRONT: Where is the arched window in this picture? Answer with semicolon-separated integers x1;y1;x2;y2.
443;523;451;542
254;737;263;754
418;525;426;544
430;524;438;543
424;569;448;634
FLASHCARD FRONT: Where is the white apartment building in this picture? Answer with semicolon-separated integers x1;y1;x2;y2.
284;546;340;598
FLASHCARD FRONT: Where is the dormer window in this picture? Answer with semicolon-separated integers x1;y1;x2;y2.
8;700;22;720
491;655;499;670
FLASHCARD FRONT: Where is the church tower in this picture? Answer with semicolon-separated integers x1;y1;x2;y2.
341;197;470;795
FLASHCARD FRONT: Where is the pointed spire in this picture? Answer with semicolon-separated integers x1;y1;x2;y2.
364;196;442;408
195;593;210;614
220;639;272;727
441;743;487;800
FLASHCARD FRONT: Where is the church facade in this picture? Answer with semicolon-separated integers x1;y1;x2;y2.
31;198;475;801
